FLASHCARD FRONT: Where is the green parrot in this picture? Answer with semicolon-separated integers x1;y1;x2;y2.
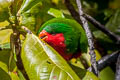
38;18;88;60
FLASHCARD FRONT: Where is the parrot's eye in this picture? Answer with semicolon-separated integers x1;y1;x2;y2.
52;34;56;36
40;35;47;39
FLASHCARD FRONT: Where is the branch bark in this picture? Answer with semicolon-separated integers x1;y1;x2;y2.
83;14;120;44
115;52;120;80
88;50;120;71
65;0;82;25
65;0;120;44
10;24;30;80
75;0;98;75
0;27;9;30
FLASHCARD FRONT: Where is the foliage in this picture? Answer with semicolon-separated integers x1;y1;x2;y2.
0;0;119;80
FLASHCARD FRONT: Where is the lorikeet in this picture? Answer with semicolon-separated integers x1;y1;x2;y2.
38;18;88;60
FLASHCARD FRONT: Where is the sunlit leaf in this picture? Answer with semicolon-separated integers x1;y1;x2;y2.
95;49;101;61
82;71;99;80
70;58;85;69
0;61;8;73
0;21;9;27
48;8;65;18
0;43;10;49
18;70;26;80
21;34;80;80
99;67;115;80
0;29;12;44
20;0;43;13
10;72;20;80
70;64;99;80
52;0;59;5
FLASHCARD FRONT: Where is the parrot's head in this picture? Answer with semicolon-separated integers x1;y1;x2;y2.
39;30;66;48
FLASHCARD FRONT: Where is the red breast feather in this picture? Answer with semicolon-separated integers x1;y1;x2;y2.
44;32;73;60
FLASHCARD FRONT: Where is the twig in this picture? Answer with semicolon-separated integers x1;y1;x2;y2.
0;27;10;31
64;0;120;44
115;52;120;80
76;0;98;75
83;14;120;44
65;0;82;25
21;26;32;34
88;50;120;71
11;24;30;80
19;26;32;37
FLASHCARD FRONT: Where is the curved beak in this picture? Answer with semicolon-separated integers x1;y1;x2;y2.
39;30;48;40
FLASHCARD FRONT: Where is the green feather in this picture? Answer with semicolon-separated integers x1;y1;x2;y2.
38;18;88;53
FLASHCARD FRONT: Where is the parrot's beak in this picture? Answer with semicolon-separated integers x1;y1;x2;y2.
39;30;48;40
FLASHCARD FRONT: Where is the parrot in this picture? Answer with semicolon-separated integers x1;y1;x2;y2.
38;18;88;60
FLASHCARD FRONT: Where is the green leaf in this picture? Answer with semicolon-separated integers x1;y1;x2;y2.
20;13;36;31
70;58;85;69
10;67;25;80
99;67;115;80
106;9;120;35
0;43;10;49
0;0;12;22
48;8;65;18
21;34;80;80
10;0;23;16
52;0;59;5
0;49;11;66
0;61;8;73
20;2;42;31
82;71;99;80
0;8;9;22
0;29;12;44
18;70;26;80
10;72;20;80
0;21;9;27
20;0;43;13
0;49;16;72
70;64;99;80
0;68;11;80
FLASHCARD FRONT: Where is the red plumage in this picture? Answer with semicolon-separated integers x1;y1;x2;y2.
39;30;73;60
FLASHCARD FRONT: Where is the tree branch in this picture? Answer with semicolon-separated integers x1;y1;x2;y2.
65;0;120;44
115;52;120;80
75;0;98;75
65;0;82;25
88;50;120;72
11;24;30;80
0;25;12;31
83;14;120;44
0;27;9;30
